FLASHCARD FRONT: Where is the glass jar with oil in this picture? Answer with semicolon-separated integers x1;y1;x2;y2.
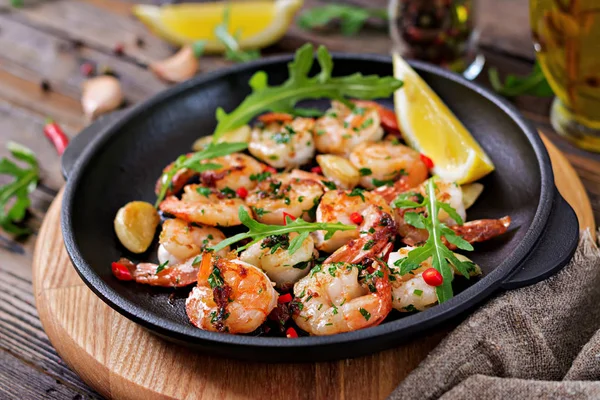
531;0;600;151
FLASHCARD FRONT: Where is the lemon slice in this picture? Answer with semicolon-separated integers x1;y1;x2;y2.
393;53;495;184
133;0;303;53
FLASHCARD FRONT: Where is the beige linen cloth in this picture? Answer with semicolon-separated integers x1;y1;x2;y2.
390;230;600;400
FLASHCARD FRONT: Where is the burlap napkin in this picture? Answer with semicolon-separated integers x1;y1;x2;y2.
390;230;600;400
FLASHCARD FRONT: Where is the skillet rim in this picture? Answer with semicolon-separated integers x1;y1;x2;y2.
61;53;554;350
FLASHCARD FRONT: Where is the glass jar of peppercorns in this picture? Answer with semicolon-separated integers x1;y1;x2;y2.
389;0;479;73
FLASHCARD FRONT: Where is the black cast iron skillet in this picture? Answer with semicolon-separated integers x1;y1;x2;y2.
61;54;579;362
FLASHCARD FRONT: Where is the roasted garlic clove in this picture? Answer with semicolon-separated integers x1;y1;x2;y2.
114;201;160;254
316;154;361;189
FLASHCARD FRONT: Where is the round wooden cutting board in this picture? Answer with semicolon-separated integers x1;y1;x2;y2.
32;135;595;400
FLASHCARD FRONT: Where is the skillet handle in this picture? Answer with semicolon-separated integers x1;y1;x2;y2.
501;189;579;290
61;111;126;180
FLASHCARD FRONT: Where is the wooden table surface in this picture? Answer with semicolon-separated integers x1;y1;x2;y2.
1;0;600;398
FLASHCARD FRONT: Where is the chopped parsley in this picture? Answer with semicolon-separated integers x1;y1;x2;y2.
250;172;272;182
328;266;337;277
372;178;395;187
196;186;212;197
321;180;337;190
155;260;169;274
220;187;237;198
359;118;373;129
310;264;322;277
252;207;271;217
413;289;423;296
261;234;290;254
348;187;365;202
316;129;326;136
363;240;375;251
208;266;224;289
403;304;418;312
359;168;372;176
359;308;371;321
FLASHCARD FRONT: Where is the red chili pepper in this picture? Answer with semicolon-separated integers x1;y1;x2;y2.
236;187;248;199
353;100;400;134
422;268;443;287
350;212;363;225
286;327;299;338
278;293;293;303
311;166;323;174
258;112;294;124
282;212;297;225
265;166;277;174
111;262;133;281
420;153;435;169
43;119;69;155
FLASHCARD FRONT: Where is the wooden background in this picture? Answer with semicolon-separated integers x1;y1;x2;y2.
0;0;599;398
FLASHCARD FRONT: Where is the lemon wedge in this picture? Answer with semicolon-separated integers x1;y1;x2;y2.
133;0;303;53
393;53;495;184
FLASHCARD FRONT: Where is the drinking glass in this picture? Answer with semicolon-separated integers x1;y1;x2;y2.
388;0;483;78
531;0;600;151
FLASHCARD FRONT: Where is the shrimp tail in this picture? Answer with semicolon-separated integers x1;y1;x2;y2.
446;216;511;249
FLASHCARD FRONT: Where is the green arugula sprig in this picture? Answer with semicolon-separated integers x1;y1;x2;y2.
0;142;39;236
393;180;474;303
212;43;403;141
489;61;554;97
298;4;388;36
214;6;261;63
154;141;248;207
210;207;355;254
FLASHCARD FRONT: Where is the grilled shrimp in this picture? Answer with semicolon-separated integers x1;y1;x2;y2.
249;115;316;168
349;141;428;190
313;101;384;155
392;180;510;246
245;174;324;225
240;233;318;290
158;218;229;265
387;247;481;312
313;189;392;253
186;253;278;334
159;184;251;227
123;219;230;287
155;153;266;196
292;222;395;336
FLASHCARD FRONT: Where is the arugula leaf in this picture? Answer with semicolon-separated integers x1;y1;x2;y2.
0;142;39;236
393;180;475;303
154;142;248;207
298;5;388;36
212;44;403;141
214;6;261;63
209;207;356;254
489;61;554;97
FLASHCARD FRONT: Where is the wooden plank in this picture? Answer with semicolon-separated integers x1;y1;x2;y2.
0;14;168;105
0;349;101;399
